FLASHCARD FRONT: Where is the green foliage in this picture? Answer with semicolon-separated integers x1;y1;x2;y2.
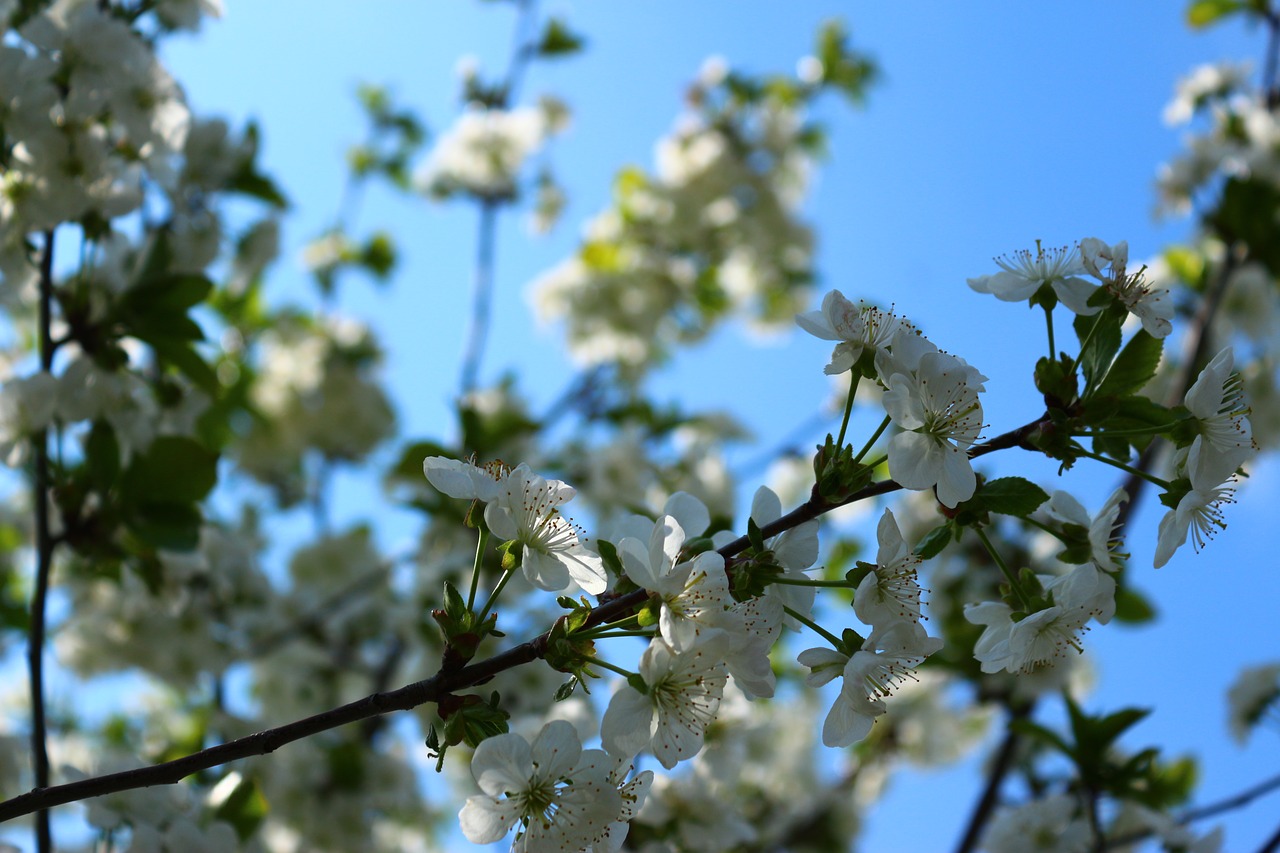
966;477;1050;519
1113;586;1158;624
1074;308;1124;395
537;17;585;56
1214;178;1280;275
1095;331;1163;399
1186;0;1248;27
212;775;270;842
913;523;955;560
815;19;878;102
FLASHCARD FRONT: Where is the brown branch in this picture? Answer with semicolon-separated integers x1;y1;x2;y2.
27;229;56;853
1102;769;1280;849
0;413;1052;824
951;703;1034;853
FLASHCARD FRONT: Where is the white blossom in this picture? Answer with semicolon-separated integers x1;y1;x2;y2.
1226;661;1280;744
796;289;909;375
1080;237;1174;338
1184;347;1255;468
981;794;1091;853
601;634;729;769
854;508;926;628
1153;443;1246;568
617;514;735;650
799;620;942;747
967;242;1099;315
459;720;622;852
881;349;984;508
486;463;608;595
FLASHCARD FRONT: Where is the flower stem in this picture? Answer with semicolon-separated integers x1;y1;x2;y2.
1043;304;1056;361
477;566;515;624
784;605;843;648
835;372;860;449
574;614;643;640
581;655;639;680
1072;424;1173;439
853;415;891;464
860;452;888;471
1074;446;1171;489
972;526;1032;610
584;630;656;640
466;527;490;611
770;576;854;588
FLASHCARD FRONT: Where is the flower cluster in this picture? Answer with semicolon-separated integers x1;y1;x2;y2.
530;59;823;371
799;509;942;746
418;98;566;201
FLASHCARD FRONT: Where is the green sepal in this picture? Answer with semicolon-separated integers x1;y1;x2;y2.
554;676;580;702
439;693;510;750
1034;354;1079;409
839;627;865;655
594;538;625;579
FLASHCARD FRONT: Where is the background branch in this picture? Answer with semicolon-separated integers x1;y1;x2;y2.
26;228;57;853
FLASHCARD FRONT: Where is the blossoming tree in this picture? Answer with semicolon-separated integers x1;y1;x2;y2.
1;1;1279;852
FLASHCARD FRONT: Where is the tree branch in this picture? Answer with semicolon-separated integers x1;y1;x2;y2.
951;703;1033;853
0;412;1052;824
458;199;499;396
27;228;56;853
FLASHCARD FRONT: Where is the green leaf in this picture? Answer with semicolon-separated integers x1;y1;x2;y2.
1113;587;1158;624
228;166;289;208
1097;331;1163;398
126;274;213;314
1010;718;1072;757
212;774;269;842
1186;0;1244;28
1213;179;1280;275
150;339;220;395
814;19;878;103
359;231;397;279
129;502;202;550
1075;310;1123;393
122;436;219;505
976;477;1050;518
537;17;585;57
85;420;121;490
913;523;953;560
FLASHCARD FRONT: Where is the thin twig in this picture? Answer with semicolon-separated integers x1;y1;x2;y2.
457;0;541;397
458;199;499;396
1257;820;1280;853
952;703;1033;853
27;228;56;853
1102;769;1280;849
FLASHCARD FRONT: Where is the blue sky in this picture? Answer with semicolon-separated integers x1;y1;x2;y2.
155;3;1280;849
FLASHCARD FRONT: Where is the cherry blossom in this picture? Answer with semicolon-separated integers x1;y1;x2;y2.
881;349;984;508
459;720;622;851
601;634;729;769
